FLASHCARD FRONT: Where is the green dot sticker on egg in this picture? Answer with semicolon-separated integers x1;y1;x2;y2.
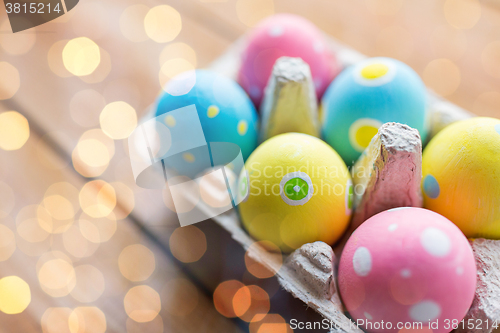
238;169;250;203
345;178;353;214
280;172;314;206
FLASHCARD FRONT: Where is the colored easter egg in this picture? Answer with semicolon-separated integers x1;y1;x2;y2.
155;69;258;177
238;14;338;107
237;133;353;252
322;57;428;164
422;117;500;238
339;207;476;333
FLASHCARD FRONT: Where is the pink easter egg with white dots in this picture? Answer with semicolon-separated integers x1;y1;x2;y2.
338;207;476;333
238;14;338;107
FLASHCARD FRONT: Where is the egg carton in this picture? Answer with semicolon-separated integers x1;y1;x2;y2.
202;35;500;333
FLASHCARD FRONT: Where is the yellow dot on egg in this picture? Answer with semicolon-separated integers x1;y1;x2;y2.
361;63;389;79
237;120;248;136
183;153;195;163
207;105;220;118
0;276;31;314
349;118;382;152
355;125;379;149
164;115;176;127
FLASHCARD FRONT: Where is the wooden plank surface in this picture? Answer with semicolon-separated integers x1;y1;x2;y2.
1;0;500;332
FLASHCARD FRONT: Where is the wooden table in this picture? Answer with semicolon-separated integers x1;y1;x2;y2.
0;0;499;332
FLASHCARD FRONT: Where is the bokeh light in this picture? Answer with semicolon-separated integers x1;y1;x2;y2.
41;307;73;333
0;276;31;314
249;313;293;333
162;278;199;317
213;280;245;318
124;285;161;323
16;210;50;243
422;58;461;96
70;89;105;128
0;62;20;100
236;0;274;27
162;177;200;213
38;258;76;297
376;26;414;61
68;307;107;333
169;226;207;263
62;225;99;258
70;1;108;41
110;182;135;220
159;58;195;91
70;265;105;303
0;181;15;218
232;286;251;317
245;241;282;279
0;20;36;55
443;0;481;30
236;285;270;322
78;48;112;84
0;224;16;261
48;40;72;78
43;195;75;221
481;41;500;79
79;180;117;218
62;37;101;77
78;212;117;243
429;25;467;61
120;4;150;42
144;5;182;43
0;111;29;150
76;139;110;167
126;316;164;333
365;0;403;15
159;43;197;68
118;244;156;282
100;101;137;140
72;129;115;177
473;91;500;116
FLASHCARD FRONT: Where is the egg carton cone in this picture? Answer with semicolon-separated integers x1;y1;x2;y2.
259;56;320;141
204;34;500;333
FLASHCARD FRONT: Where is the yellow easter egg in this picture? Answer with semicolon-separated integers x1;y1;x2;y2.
238;133;353;252
422;117;500;238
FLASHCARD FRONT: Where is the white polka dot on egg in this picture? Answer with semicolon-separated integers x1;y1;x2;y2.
409;300;442;322
388;224;398;232
268;25;284;37
421;227;451;257
364;312;373;320
313;40;324;53
400;269;411;278
353;247;372;277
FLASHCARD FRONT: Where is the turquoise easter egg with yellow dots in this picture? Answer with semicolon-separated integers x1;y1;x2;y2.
156;69;259;164
322;57;428;164
422;117;500;239
238;133;353;252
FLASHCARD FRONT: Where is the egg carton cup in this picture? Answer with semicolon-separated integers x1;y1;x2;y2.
201;34;500;333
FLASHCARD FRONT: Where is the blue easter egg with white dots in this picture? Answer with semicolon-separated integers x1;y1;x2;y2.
321;57;428;164
155;70;259;177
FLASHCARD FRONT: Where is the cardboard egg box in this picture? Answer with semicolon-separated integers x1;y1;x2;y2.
201;35;500;333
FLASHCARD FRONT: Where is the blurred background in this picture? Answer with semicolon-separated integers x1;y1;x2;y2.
0;0;499;332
